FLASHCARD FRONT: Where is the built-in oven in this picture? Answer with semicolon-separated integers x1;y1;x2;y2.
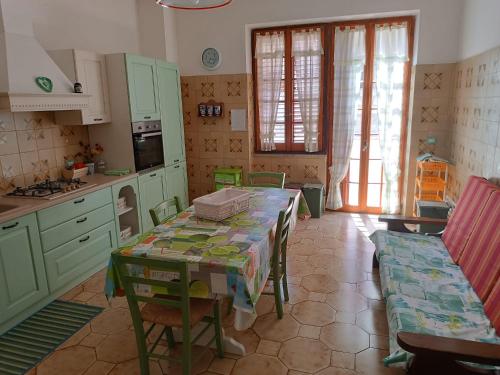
131;121;164;172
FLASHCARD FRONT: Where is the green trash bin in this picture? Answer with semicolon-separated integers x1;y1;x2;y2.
302;183;325;218
416;200;450;233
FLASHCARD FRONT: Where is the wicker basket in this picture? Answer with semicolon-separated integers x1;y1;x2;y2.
193;188;251;221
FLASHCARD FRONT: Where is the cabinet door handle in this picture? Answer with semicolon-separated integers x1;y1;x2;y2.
76;217;87;224
94;118;103;122
144;116;151;120
174;159;179;162
174;165;180;169
2;222;19;230
150;173;157;177
74;198;85;204
79;235;90;243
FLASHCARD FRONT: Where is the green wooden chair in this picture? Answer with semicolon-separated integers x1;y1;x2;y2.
149;196;182;227
247;171;286;188
112;252;224;375
262;197;294;319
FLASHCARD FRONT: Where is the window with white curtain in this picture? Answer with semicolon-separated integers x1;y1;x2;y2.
254;27;324;152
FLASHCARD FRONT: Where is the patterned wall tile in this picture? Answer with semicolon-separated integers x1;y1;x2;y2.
201;82;215;98
304;165;319;179
465;66;474;88
229;138;243;153
421;106;439;123
0;131;19;155
423;73;443;90
183;111;192;127
181;82;190;99
227;81;241;97
203;138;218;152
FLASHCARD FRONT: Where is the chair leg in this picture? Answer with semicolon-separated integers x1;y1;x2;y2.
165;327;176;349
213;300;225;358
273;270;284;319
181;336;192;375
225;297;234;316
281;254;289;302
133;324;150;375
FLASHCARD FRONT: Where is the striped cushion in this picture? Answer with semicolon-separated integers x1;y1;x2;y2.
458;190;500;302
442;176;498;262
484;280;500;335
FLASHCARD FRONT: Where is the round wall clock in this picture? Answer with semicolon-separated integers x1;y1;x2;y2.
201;47;221;70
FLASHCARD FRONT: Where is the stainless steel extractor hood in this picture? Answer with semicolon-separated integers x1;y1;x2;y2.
0;0;89;112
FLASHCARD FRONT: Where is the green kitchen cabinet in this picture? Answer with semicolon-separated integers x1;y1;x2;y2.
156;60;186;166
138;168;166;232
165;162;189;211
112;176;142;246
125;54;160;122
0;214;48;324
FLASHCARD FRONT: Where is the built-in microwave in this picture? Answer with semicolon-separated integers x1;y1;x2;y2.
131;121;164;172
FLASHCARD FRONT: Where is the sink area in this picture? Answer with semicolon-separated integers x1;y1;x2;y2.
0;204;19;213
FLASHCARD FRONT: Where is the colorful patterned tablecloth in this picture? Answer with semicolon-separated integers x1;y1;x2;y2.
105;187;307;313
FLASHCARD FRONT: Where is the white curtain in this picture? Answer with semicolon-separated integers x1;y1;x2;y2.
373;23;408;213
255;32;285;151
326;26;366;210
292;28;323;152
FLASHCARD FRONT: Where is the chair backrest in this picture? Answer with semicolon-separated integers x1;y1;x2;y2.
247;172;286;189
442;176;498;262
149;196;182;227
272;197;295;266
112;252;191;327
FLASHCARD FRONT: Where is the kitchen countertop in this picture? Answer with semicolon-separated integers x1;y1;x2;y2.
0;173;139;225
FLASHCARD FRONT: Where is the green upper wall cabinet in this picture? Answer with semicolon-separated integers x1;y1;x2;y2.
0;214;48;323
126;54;161;122
138;168;166;232
156;60;185;166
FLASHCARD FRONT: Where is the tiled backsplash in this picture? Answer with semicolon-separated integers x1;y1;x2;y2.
448;46;500;200
0;111;88;194
181;74;254;201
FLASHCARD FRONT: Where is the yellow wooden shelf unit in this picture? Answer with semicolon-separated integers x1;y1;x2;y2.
414;160;448;214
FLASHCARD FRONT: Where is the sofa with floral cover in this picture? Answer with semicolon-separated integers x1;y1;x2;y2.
370;176;500;374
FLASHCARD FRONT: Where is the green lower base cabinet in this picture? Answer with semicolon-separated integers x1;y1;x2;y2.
0;214;49;326
139;168;167;232
165;162;189;210
44;222;116;293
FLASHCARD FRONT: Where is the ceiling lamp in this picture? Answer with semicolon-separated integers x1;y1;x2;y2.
156;0;232;10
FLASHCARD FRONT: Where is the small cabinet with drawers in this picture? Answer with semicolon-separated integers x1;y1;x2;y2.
0;214;48;325
37;187;116;293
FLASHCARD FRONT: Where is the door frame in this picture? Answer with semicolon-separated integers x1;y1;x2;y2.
325;16;416;213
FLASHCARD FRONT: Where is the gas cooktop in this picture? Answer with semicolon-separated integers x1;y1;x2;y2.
5;178;97;200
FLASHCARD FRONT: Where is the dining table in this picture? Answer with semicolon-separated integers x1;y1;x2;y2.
104;186;309;355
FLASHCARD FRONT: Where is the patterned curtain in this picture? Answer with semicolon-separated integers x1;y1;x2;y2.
373;23;409;213
292;28;323;152
255;32;285;151
326;26;366;210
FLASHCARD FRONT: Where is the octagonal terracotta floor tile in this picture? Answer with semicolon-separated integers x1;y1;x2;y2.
285;285;310;304
96;330;138;363
37;346;96;375
320;323;369;353
286;260;316;277
232;353;287;375
307;253;342;268
90;308;132;335
160;345;214;374
108;358;162;375
301;274;341;293
356;309;389;336
224;327;260;355
357;280;383;300
291;301;336;326
253;313;300;342
255;294;275;316
278;337;331;373
326;291;368;313
329;262;367;283
356;348;404;375
316;367;357;375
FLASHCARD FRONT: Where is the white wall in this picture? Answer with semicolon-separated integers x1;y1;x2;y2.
458;0;500;59
30;0;141;54
175;0;463;75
